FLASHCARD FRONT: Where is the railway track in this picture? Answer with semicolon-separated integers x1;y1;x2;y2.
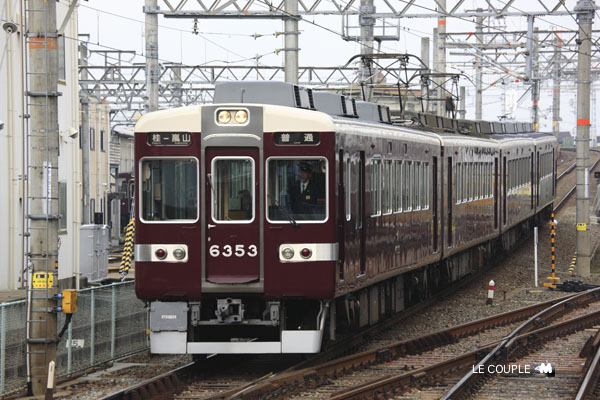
554;149;600;212
191;289;600;400
440;287;600;400
97;290;577;400
104;291;588;400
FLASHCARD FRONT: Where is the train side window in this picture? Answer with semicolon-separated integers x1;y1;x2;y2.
358;155;364;228
423;162;429;209
394;160;402;213
403;161;411;212
455;163;460;204
266;158;327;223
382;160;392;215
370;159;382;217
413;161;420;211
140;157;198;223
463;163;468;201
487;163;492;198
478;162;483;199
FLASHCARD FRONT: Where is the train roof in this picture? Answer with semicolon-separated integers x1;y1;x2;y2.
135;103;335;133
138;82;557;152
333;118;441;145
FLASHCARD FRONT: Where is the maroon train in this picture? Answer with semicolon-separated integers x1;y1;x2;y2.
134;82;556;354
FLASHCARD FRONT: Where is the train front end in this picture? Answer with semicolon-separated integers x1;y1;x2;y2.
134;91;337;354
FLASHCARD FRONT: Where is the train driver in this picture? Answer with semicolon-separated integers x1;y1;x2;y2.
289;162;323;217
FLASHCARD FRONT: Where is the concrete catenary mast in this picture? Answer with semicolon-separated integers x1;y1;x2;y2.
574;0;594;277
145;0;160;112
25;0;59;394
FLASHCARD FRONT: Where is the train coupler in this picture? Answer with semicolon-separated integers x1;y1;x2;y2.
215;298;245;323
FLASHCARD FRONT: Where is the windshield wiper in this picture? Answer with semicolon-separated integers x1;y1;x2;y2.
275;203;298;228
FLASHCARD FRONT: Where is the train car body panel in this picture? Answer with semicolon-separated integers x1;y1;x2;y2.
332;120;442;297
491;135;536;233
438;134;499;258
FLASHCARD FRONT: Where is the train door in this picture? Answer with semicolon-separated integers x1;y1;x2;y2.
338;149;345;281
530;152;535;209
536;151;540;208
503;156;507;226
358;151;366;276
432;156;438;252
205;147;260;283
447;156;453;247
494;157;499;229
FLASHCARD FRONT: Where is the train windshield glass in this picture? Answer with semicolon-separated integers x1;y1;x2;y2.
267;158;327;222
140;158;198;222
212;157;254;222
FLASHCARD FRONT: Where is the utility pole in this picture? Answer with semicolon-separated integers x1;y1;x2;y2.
436;0;446;116
359;0;375;101
173;66;183;107
459;86;466;119
575;0;594;277
421;37;430;113
432;27;438;113
26;0;58;394
144;0;159;112
475;10;483;120
553;31;562;137
531;26;540;130
284;0;299;84
80;42;91;225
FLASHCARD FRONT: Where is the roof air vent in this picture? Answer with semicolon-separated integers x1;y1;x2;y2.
213;81;314;109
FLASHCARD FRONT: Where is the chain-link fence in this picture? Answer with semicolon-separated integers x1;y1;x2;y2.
0;281;148;396
0;300;27;395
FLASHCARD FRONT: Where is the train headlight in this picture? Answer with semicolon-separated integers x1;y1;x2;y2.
173;248;186;260
217;110;231;124
234;110;248;124
281;247;294;260
155;248;167;260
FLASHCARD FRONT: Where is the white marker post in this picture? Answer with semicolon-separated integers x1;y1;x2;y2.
487;280;495;305
45;361;55;400
534;227;539;287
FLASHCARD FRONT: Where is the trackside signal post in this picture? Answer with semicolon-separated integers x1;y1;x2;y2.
575;0;594;278
544;213;560;288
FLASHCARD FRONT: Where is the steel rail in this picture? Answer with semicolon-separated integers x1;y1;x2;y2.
440;287;600;400
557;161;576;181
576;335;600;400
97;361;195;400
554;155;600;212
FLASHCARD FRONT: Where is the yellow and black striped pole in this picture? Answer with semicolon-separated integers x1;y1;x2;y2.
568;252;577;275
119;217;135;281
544;212;561;288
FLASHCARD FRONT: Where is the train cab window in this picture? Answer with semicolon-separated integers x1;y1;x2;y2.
267;158;327;222
140;158;198;222
212;157;254;222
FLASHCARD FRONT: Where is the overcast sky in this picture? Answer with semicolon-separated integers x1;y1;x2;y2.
75;0;599;135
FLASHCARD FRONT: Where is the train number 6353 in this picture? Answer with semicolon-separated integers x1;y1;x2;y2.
209;244;258;258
